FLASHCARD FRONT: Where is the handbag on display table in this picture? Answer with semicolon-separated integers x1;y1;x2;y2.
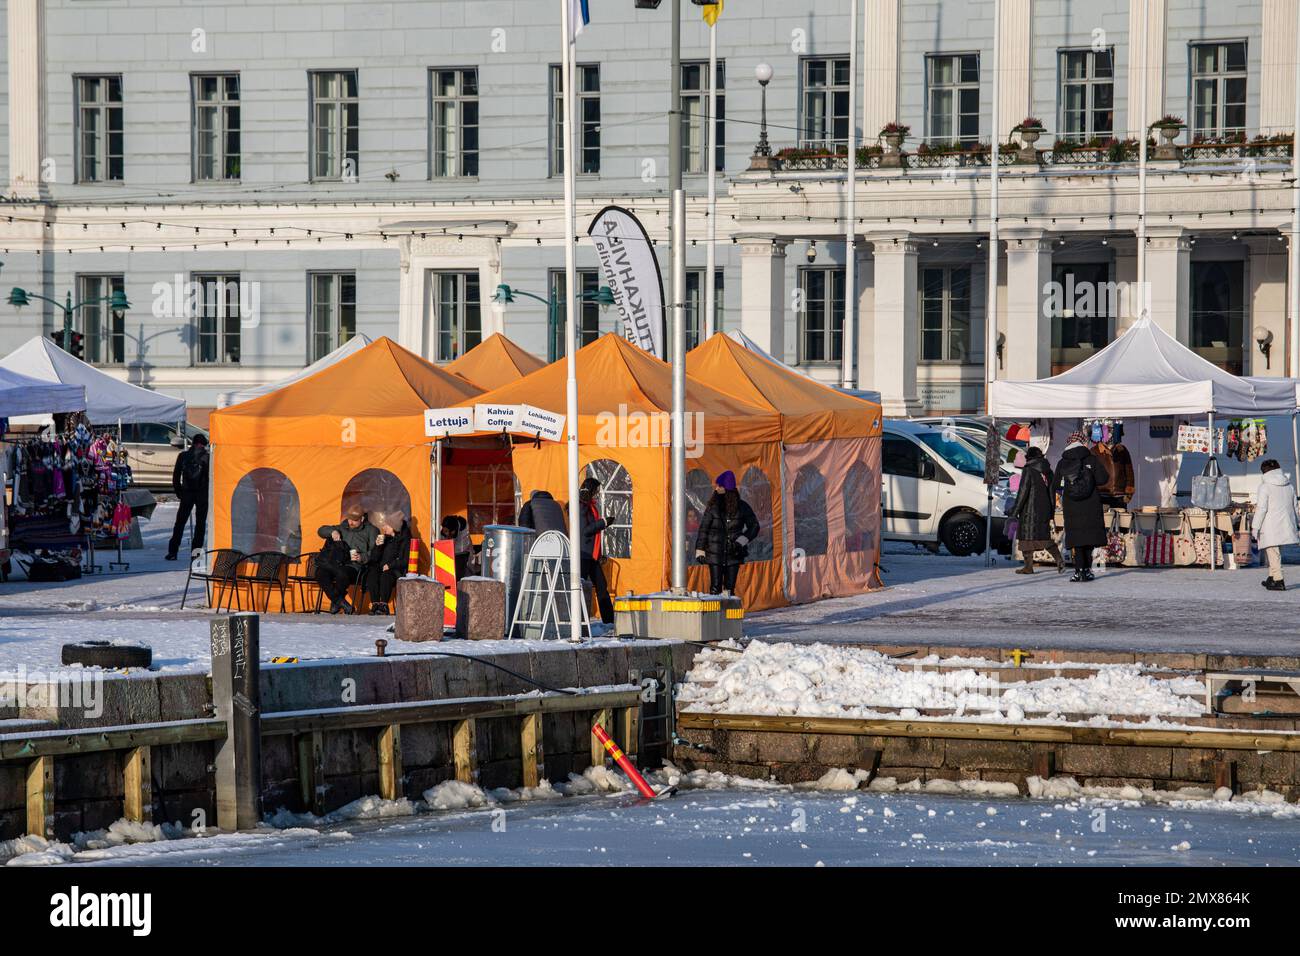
1144;521;1175;566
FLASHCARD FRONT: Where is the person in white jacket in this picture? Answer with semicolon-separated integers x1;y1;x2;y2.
1251;459;1300;591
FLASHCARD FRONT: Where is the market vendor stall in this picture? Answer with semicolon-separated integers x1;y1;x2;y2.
990;317;1298;570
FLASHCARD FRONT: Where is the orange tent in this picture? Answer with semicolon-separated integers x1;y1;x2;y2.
445;332;546;390
208;337;482;609
463;334;790;609
687;333;885;603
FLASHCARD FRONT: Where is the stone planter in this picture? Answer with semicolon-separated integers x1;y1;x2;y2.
1016;127;1042;163
880;131;905;167
1154;125;1182;160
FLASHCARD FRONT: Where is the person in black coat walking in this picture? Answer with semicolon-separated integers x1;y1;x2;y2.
577;477;616;624
1008;446;1065;574
693;470;760;596
166;434;209;561
364;513;411;615
1053;431;1111;582
518;490;567;535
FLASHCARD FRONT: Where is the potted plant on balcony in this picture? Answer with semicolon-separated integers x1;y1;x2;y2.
1151;115;1185;158
1012;117;1044;163
879;122;909;167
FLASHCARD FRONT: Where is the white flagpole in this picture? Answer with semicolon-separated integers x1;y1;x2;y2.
560;0;583;640
842;0;858;389
1137;0;1149;309
704;17;718;339
1290;8;1300;377
983;0;1001;569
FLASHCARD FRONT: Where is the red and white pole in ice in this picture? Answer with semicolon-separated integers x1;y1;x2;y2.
591;724;656;799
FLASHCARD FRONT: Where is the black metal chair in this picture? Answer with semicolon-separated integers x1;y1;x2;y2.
181;549;246;611
236;551;291;612
287;553;323;613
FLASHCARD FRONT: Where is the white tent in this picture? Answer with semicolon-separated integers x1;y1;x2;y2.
217;334;373;408
0;336;185;426
0;364;85;419
990;318;1297;418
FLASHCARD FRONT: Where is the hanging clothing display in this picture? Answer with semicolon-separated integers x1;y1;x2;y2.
1224;418;1268;462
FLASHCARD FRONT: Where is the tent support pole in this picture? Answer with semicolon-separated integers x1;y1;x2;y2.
432;440;442;568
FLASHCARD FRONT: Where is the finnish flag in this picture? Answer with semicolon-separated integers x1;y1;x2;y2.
570;0;590;42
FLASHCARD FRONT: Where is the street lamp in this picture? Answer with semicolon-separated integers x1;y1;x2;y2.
754;62;773;158
8;284;132;357
493;282;614;363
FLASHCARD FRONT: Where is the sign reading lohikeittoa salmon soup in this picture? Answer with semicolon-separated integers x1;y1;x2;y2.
587;205;665;358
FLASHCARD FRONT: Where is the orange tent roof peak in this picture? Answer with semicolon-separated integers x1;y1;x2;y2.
446;332;546;390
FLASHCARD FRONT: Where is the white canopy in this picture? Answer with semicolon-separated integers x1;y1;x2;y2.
724;329;883;405
989;318;1298;418
0;364;85;419
0;336;185;426
218;334;373;408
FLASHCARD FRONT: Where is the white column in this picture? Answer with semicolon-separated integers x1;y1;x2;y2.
739;237;788;359
870;235;921;417
855;244;874;392
862;0;900;137
1260;0;1298;133
997;0;1033;133
1127;0;1167;138
7;0;45;197
1003;233;1054;381
1145;227;1191;342
1110;237;1139;335
1244;235;1287;376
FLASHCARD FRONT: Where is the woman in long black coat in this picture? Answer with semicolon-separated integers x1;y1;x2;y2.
1053;432;1111;582
1008;447;1064;574
693;470;760;596
364;514;412;615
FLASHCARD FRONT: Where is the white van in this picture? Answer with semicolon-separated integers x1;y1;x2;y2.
882;419;1011;556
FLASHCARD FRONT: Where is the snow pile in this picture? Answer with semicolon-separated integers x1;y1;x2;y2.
678;641;1205;721
423;780;493;811
1024;775;1300;818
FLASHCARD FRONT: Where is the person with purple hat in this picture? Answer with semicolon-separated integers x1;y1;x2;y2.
693;469;760;596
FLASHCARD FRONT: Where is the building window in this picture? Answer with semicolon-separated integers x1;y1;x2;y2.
193;274;241;365
926;54;980;146
1191;41;1247;140
550;64;601;175
193;73;240;181
431;68;479;178
433;271;481;362
1190;260;1245;375
1058;49;1113;141
467;465;519;534
798;267;844;364
684;270;725;349
309;272;356;363
800;56;850;150
582;459;632;559
76;75;124;182
1049;263;1113;373
919;266;972;363
681;60;725;173
310;70;359;181
77;274;126;366
549;269;603;355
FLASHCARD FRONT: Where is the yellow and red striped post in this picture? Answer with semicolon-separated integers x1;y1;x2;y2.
591;723;656;798
432;538;457;628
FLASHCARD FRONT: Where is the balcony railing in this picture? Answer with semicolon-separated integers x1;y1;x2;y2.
761;132;1294;174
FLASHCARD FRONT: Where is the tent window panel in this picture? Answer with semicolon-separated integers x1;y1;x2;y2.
582;459;632;558
466;465;518;534
739;466;774;561
341;469;412;530
684;468;714;565
232;468;302;556
792;465;828;557
843;460;875;554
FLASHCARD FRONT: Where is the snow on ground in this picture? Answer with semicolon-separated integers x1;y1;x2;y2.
745;540;1300;656
678;640;1207;722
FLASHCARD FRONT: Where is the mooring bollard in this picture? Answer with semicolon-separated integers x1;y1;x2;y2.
211;613;263;831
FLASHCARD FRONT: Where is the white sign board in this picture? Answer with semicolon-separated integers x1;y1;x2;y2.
474;403;522;433
519;404;566;443
424;406;476;437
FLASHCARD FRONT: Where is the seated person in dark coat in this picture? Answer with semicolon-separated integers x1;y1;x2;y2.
315;506;377;614
364;512;412;615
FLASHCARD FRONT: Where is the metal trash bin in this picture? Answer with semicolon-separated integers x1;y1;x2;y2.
481;524;537;638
